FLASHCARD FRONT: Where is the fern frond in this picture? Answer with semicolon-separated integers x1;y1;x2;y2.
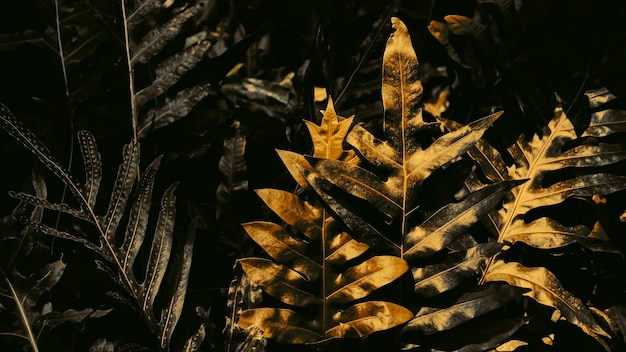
0;169;110;351
0;105;200;351
131;3;204;65
433;93;626;348
138;84;211;138
136;40;212;107
235;100;412;344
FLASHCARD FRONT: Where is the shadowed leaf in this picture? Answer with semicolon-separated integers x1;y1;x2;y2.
138;84;211;138
131;4;204;65
0;105;197;351
403;283;521;335
136;40;213;108
413;243;504;297
404;180;523;260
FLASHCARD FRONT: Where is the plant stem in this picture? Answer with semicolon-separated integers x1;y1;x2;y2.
2;271;39;352
120;0;139;146
53;0;76;250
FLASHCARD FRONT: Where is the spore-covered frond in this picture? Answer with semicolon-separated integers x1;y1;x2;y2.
0;106;201;352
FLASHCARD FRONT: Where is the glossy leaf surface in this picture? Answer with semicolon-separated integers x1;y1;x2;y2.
485;261;611;349
237;99;411;343
240;187;410;343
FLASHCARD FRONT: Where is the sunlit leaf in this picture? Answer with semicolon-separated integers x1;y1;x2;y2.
326;301;415;338
237;308;321;343
485;260;611;349
443;102;626;255
305;98;354;160
237;100;410;343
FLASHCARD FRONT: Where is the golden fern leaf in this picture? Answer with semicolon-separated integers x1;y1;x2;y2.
306;18;513;255
235;100;412;344
238;189;411;343
435;92;626;349
300;18;535;350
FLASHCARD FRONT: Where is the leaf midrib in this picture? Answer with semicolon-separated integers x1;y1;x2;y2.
497;116;567;242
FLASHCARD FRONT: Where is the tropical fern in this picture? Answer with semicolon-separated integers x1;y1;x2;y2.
0;104;203;352
289;16;626;350
120;0;210;138
233;99;413;344
442;91;626;349
421;40;626;352
300;17;534;351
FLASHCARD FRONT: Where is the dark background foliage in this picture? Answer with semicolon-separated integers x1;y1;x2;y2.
1;0;626;351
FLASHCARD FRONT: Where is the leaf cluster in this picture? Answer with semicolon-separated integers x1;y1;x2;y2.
1;1;626;351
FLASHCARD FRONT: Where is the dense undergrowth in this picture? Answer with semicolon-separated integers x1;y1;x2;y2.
1;1;626;351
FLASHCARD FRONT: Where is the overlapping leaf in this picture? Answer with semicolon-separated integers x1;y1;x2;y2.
443;96;626;250
402;283;521;335
287;17;541;350
433;90;626;348
485;260;611;350
303;19;517;302
0;105;202;352
0;171;110;351
236;100;412;343
276;98;358;190
224;272;264;352
238;189;411;343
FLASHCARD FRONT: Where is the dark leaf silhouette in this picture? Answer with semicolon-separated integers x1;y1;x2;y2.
0;169;110;351
0;104;201;351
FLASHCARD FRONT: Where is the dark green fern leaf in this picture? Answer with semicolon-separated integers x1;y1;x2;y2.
0;169;110;351
130;3;204;65
0;105;201;352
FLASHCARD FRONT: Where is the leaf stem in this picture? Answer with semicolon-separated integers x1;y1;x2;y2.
53;0;76;250
2;271;39;352
120;0;139;146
